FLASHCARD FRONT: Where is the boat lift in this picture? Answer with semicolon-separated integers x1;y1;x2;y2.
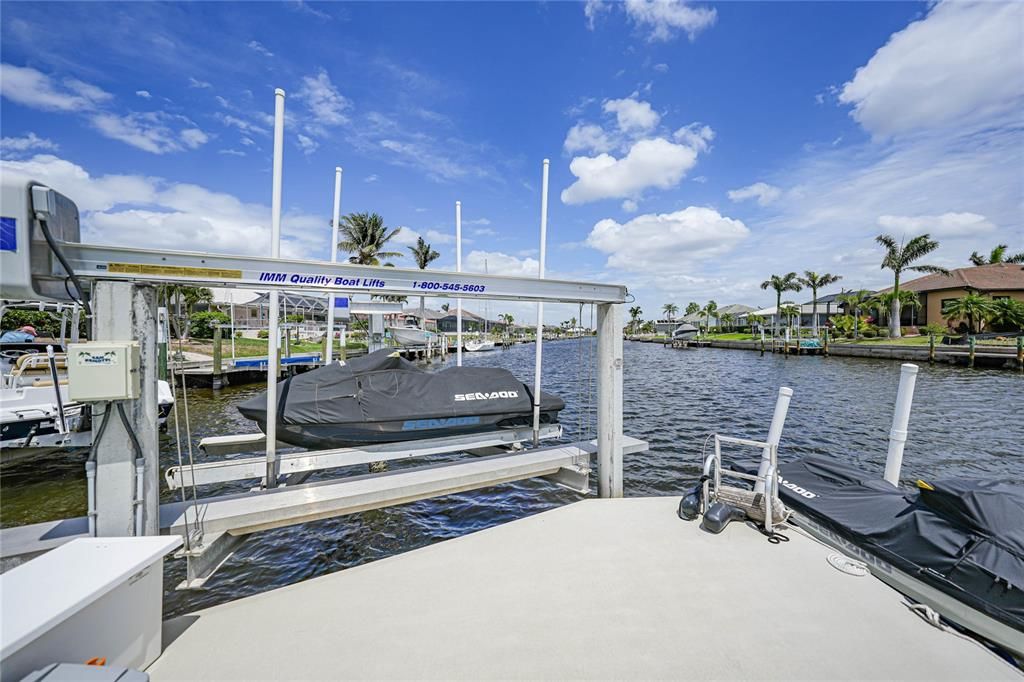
0;178;642;586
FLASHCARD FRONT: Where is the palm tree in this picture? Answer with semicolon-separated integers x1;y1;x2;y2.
407;236;440;330
441;303;450;313
837;289;873;339
760;273;802;338
876;233;950;338
797;271;842;337
720;312;734;331
987;298;1024;331
873;290;922;328
747;313;765;336
662;303;679;321
685;301;700;316
943;293;995;334
969;244;1024;266
338;212;404;265
702;300;718;333
778;303;800;332
628;305;642;334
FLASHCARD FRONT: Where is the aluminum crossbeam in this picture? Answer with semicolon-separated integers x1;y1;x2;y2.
58;243;627;304
169;425;563;489
161;436;649;538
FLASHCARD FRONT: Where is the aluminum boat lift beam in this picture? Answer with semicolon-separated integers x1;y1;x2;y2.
171;425;565;489
57;242;627;305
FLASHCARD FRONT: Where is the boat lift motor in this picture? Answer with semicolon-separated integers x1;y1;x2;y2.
0;177;82;303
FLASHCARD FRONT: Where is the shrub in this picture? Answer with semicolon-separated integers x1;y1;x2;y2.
189;311;230;339
257;329;270;339
922;323;947;337
234;331;243;338
877;328;890;338
862;329;877;339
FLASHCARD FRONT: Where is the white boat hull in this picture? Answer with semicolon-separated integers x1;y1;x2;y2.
464;340;495;352
389;327;432;347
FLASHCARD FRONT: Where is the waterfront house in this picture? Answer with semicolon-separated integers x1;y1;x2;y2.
878;263;1024;330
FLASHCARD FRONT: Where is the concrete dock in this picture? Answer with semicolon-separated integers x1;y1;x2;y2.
149;497;1017;680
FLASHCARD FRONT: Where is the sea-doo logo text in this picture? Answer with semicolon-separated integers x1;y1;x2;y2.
402;416;481;431
778;476;817;499
454;390;519;401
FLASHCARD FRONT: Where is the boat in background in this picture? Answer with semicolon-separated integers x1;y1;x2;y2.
671;323;698;341
388;325;433;347
464;338;495;352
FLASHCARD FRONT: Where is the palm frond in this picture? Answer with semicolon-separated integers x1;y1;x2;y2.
908;264;951;276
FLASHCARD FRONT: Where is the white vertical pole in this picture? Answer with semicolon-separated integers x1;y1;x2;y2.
456;200;463;367
230;301;236;360
532;159;550;444
754;387;793;493
325;166;343;365
596;302;623;497
265;87;285;489
884;363;919;486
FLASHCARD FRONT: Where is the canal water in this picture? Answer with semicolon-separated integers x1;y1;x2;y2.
2;340;1021;618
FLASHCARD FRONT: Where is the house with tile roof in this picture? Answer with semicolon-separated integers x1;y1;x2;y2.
878;263;1024;329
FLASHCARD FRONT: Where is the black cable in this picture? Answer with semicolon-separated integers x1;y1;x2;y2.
116;401;144;459
88;402;113;462
39;217;91;315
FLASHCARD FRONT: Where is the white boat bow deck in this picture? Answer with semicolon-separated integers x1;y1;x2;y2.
149;497;1017;681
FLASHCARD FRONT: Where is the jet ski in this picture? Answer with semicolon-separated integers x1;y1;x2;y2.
237;350;564;449
757;456;1024;659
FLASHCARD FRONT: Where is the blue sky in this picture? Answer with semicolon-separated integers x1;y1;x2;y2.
2;1;1022;323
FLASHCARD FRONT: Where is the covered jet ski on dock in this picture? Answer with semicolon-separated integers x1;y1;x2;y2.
238;350;564;449
759;456;1024;660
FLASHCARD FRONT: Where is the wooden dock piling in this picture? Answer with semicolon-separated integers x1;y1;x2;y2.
212;327;224;389
968;335;976;369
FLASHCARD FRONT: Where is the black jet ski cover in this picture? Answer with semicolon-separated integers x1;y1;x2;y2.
237;349;565;448
758;456;1024;635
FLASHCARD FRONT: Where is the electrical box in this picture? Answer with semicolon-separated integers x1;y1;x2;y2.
66;342;141;401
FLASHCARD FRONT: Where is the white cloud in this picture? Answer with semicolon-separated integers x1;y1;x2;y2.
297;68;350;127
839;1;1024;138
216;113;269;137
603;96;660;133
0;154;323;259
425;229;455;244
728;182;781;206
624;0;717;42
0;63;111;111
653;63;670;73
247;40;274;57
561;137;701;204
691;175;707;183
136;90;152;99
584;0;609;29
673;123;714;152
391;226;421;247
240;137;256;146
218;149;246;157
472;227;498;237
877;212;996;239
464;217;491;226
379;138;466;182
586;207;749;272
465;250;539;278
91;112;200;154
295;134;318;155
564;123;613;154
180;128;209;149
188;77;212;89
1;132;58;153
364;174;379;183
622;199;638;213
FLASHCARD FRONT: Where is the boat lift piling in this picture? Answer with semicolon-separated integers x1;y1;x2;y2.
883;363;919;486
265;87;286;489
532;159;550;446
325;166;343;365
455;200;463;367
